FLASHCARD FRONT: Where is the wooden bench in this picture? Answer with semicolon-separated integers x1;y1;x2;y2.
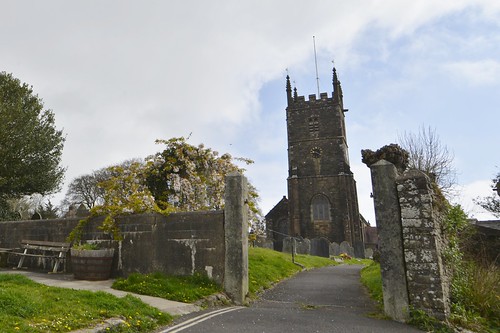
14;240;70;273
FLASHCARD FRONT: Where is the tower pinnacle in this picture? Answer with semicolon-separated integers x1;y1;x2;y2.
286;75;293;105
332;67;343;105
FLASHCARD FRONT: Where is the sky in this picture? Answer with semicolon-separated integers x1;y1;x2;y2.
2;0;499;224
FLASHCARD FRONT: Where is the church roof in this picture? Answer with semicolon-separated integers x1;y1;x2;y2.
265;196;288;220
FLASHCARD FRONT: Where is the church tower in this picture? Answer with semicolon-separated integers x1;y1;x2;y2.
285;67;364;256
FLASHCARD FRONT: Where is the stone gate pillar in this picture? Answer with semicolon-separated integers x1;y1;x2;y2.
368;160;410;322
224;172;249;304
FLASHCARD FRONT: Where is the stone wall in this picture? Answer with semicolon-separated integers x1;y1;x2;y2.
397;170;450;320
0;217;80;247
0;211;226;284
0;173;251;303
119;212;225;284
363;145;451;321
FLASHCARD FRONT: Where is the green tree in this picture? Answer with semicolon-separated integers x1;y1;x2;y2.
61;159;143;215
0;197;19;221
68;161;165;242
474;171;500;218
145;137;254;211
68;138;264;242
145;137;263;232
62;168;109;210
0;72;65;208
38;200;59;219
90;161;162;239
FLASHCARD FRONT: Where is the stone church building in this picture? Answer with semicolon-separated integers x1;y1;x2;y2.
266;67;365;257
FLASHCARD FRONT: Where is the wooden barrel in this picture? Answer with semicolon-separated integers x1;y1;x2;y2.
70;248;115;280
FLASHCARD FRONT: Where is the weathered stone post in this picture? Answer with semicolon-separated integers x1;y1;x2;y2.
224;172;249;304
368;160;410;322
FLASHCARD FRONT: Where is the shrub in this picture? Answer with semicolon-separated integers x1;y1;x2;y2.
443;205;500;331
450;261;500;331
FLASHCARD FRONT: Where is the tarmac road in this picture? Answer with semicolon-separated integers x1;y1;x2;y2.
158;265;423;333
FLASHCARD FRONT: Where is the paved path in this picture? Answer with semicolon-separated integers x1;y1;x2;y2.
159;265;423;332
0;269;200;316
2;265;423;332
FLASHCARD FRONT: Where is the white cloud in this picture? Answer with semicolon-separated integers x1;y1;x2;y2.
350;163;376;225
2;0;500;219
451;180;498;220
443;59;500;86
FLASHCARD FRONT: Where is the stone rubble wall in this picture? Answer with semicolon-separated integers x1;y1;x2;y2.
0;212;226;284
396;170;450;320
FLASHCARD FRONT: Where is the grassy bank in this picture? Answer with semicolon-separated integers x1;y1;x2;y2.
359;261;383;308
248;247;338;295
0;274;172;333
112;272;222;303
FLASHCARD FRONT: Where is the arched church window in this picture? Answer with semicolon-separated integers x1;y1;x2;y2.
311;194;330;221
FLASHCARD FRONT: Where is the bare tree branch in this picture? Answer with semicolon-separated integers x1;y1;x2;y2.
398;125;457;195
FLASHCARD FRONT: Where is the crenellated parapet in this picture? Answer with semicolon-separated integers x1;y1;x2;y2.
286;67;345;111
288;92;334;109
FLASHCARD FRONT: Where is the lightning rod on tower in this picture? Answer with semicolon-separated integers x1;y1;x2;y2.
313;36;320;96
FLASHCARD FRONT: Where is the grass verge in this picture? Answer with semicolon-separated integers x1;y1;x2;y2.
248;247;337;296
359;261;383;308
112;272;222;303
0;273;172;333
